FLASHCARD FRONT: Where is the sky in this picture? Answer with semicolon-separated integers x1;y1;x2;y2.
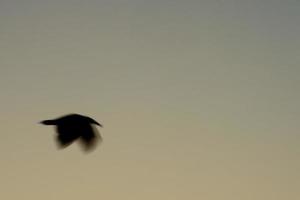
0;0;299;199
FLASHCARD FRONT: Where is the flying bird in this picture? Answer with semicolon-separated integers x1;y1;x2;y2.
40;114;103;151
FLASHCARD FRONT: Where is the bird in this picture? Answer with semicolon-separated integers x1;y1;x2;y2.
40;113;103;152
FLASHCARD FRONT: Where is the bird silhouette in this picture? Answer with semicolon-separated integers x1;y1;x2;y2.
40;114;103;152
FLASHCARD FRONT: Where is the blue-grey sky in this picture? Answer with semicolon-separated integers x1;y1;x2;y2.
0;0;299;199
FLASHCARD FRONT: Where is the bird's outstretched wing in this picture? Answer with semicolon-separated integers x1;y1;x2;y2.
55;123;80;148
56;133;78;148
79;123;102;152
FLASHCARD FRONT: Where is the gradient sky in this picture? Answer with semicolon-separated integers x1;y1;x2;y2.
0;0;299;199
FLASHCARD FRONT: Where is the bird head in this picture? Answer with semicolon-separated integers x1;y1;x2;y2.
86;117;103;127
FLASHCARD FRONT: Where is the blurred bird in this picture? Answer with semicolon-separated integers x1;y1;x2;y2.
40;113;103;152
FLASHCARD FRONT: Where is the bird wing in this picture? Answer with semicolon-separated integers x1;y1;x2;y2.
56;133;77;148
79;123;102;152
55;123;80;148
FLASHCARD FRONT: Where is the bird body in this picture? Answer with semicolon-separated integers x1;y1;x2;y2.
40;114;102;151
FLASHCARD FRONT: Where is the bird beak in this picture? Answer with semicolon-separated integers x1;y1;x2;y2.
91;119;103;127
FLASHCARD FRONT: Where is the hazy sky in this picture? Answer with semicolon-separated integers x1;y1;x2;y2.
0;0;299;199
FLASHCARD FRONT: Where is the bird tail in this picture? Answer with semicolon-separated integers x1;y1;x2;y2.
40;120;56;125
